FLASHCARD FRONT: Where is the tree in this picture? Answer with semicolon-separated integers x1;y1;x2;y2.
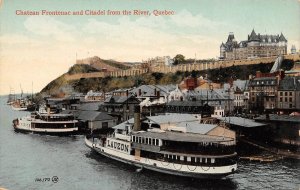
173;54;185;65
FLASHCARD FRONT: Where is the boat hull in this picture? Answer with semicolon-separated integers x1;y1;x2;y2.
85;137;236;179
13;119;78;136
11;106;27;111
13;126;78;136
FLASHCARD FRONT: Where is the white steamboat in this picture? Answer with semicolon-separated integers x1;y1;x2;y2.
85;107;237;178
13;109;78;135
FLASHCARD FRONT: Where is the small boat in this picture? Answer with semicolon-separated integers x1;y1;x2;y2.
13;111;78;135
85;107;237;178
11;99;28;111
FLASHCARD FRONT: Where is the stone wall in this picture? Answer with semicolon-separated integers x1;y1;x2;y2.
65;54;300;81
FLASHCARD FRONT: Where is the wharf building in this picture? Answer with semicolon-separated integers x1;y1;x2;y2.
220;29;287;60
248;71;300;114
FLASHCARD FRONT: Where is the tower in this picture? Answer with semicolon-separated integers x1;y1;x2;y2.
291;45;296;54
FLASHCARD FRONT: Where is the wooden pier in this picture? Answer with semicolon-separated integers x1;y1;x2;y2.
239;138;300;160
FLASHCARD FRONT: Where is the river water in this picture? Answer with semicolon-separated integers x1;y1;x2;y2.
0;96;299;190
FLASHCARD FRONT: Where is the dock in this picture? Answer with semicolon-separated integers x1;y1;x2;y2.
239;138;300;160
240;155;283;162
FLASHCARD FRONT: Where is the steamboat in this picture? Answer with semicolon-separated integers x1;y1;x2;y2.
85;107;237;178
13;108;78;135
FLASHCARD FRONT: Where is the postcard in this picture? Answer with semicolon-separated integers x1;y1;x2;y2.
0;0;299;190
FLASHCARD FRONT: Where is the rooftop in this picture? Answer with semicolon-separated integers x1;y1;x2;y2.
255;114;300;123
77;111;114;121
218;117;267;128
146;114;198;124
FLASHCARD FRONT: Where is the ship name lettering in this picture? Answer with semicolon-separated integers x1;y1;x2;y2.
107;139;129;153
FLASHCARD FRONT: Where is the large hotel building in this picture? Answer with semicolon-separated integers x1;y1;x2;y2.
220;29;287;60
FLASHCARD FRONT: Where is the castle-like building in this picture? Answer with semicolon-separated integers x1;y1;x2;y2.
220;29;287;60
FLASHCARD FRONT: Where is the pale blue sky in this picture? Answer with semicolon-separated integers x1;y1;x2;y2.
0;0;299;94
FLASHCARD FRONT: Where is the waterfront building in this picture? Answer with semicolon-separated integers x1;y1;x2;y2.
255;114;300;151
223;80;249;112
220;29;287;60
248;71;284;112
84;90;104;102
100;95;140;123
277;76;300;112
77;111;116;132
165;101;213;117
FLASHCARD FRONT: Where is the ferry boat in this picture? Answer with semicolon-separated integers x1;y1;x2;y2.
85;107;237;178
13;111;78;135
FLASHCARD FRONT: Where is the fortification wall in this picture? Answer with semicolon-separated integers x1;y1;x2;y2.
64;68;149;81
65;54;300;81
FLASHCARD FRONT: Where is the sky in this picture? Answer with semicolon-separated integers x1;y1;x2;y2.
0;0;299;95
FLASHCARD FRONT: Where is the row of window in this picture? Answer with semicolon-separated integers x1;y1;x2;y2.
164;154;215;164
132;135;161;146
279;97;293;103
279;92;293;96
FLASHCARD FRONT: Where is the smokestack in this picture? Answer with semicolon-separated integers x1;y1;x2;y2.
47;106;50;115
154;88;157;97
133;106;141;131
157;90;160;98
138;89;141;96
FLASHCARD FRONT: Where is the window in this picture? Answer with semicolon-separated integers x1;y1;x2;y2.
289;97;292;102
289;104;293;108
211;158;215;164
285;92;288;96
280;97;283;102
191;157;195;163
285;97;288;102
102;122;108;129
289;92;292;96
207;158;211;164
156;139;159;146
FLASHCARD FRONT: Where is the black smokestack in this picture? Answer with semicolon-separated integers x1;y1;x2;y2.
133;106;141;131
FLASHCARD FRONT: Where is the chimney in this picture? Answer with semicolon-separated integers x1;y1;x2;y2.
256;71;262;78
133;106;141;131
154;88;157;97
138;89;141;96
157;90;160;98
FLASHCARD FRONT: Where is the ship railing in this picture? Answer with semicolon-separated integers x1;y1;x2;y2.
115;133;131;141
